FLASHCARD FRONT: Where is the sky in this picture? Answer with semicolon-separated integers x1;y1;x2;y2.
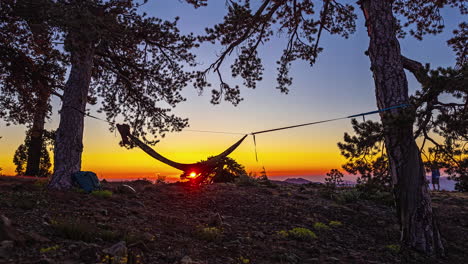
0;1;463;181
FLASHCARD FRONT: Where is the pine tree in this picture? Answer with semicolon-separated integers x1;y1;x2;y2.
197;0;466;255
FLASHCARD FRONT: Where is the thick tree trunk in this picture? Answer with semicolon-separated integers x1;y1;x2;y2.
360;0;444;255
25;84;49;177
49;37;94;189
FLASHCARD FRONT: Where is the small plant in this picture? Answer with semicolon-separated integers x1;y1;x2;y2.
39;245;60;253
238;256;250;264
278;227;317;241
313;222;330;230
329;221;343;227
276;230;289;238
91;190;113;198
194;227;222;242
385;244;401;254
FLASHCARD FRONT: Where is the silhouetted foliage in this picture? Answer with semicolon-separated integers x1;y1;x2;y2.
196;0;466;103
325;169;344;190
0;0;66;126
338;119;391;192
193;156;247;183
13;129;55;177
412;65;467;192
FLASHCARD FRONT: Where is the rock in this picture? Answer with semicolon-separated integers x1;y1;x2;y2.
129;200;145;208
103;241;127;264
0;215;26;244
0;240;14;259
142;232;155;242
34;258;55;264
118;184;136;194
100;209;109;216
79;247;99;263
28;231;50;243
180;255;195;264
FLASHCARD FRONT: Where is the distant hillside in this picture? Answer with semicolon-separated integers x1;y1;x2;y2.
284;178;314;184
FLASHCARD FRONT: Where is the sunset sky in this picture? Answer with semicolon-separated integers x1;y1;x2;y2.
0;1;462;181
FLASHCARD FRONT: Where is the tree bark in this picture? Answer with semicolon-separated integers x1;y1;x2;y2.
25;82;49;177
49;35;95;189
360;0;444;255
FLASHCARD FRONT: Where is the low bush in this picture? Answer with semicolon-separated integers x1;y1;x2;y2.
329;221;343;227
385;244;401;254
278;227;317;241
313;222;330;231
194;227;222;242
91;190;113;198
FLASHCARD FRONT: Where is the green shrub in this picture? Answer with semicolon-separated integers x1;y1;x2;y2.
39;245;60;253
195;227;222;242
91;190;113;198
313;222;330;230
276;230;289;238
329;221;343;227
278;227;317;241
385;244;401;253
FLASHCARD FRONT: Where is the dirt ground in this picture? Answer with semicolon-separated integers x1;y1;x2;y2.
0;176;467;264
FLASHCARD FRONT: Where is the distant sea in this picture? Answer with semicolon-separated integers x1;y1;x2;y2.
104;174;457;191
273;175;456;191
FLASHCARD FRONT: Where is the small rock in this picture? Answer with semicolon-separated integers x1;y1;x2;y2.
28;231;50;243
129;200;145;208
142;232;155;242
0;240;14;259
0;215;26;244
34;258;55;264
118;184;136;194
180;255;194;264
79;247;99;263
103;241;127;264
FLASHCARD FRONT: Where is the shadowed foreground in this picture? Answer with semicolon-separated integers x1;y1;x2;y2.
0;176;466;264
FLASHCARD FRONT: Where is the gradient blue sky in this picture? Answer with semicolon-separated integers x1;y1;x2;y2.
0;1;463;180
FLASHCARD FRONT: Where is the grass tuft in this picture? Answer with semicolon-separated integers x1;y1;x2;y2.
91;190;113;198
278;227;317;241
313;222;330;230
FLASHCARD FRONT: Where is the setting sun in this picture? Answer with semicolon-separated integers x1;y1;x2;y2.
189;172;197;178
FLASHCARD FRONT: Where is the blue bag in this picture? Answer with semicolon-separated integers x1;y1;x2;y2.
72;171;101;193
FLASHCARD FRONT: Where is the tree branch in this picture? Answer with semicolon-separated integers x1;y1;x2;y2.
401;55;428;84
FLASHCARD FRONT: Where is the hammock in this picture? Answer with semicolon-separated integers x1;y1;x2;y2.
116;124;247;181
115;104;409;183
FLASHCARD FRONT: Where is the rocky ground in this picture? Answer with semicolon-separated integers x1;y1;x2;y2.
0;176;467;264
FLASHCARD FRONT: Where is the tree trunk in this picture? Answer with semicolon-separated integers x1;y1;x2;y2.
25;83;49;177
49;36;94;189
360;0;444;255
